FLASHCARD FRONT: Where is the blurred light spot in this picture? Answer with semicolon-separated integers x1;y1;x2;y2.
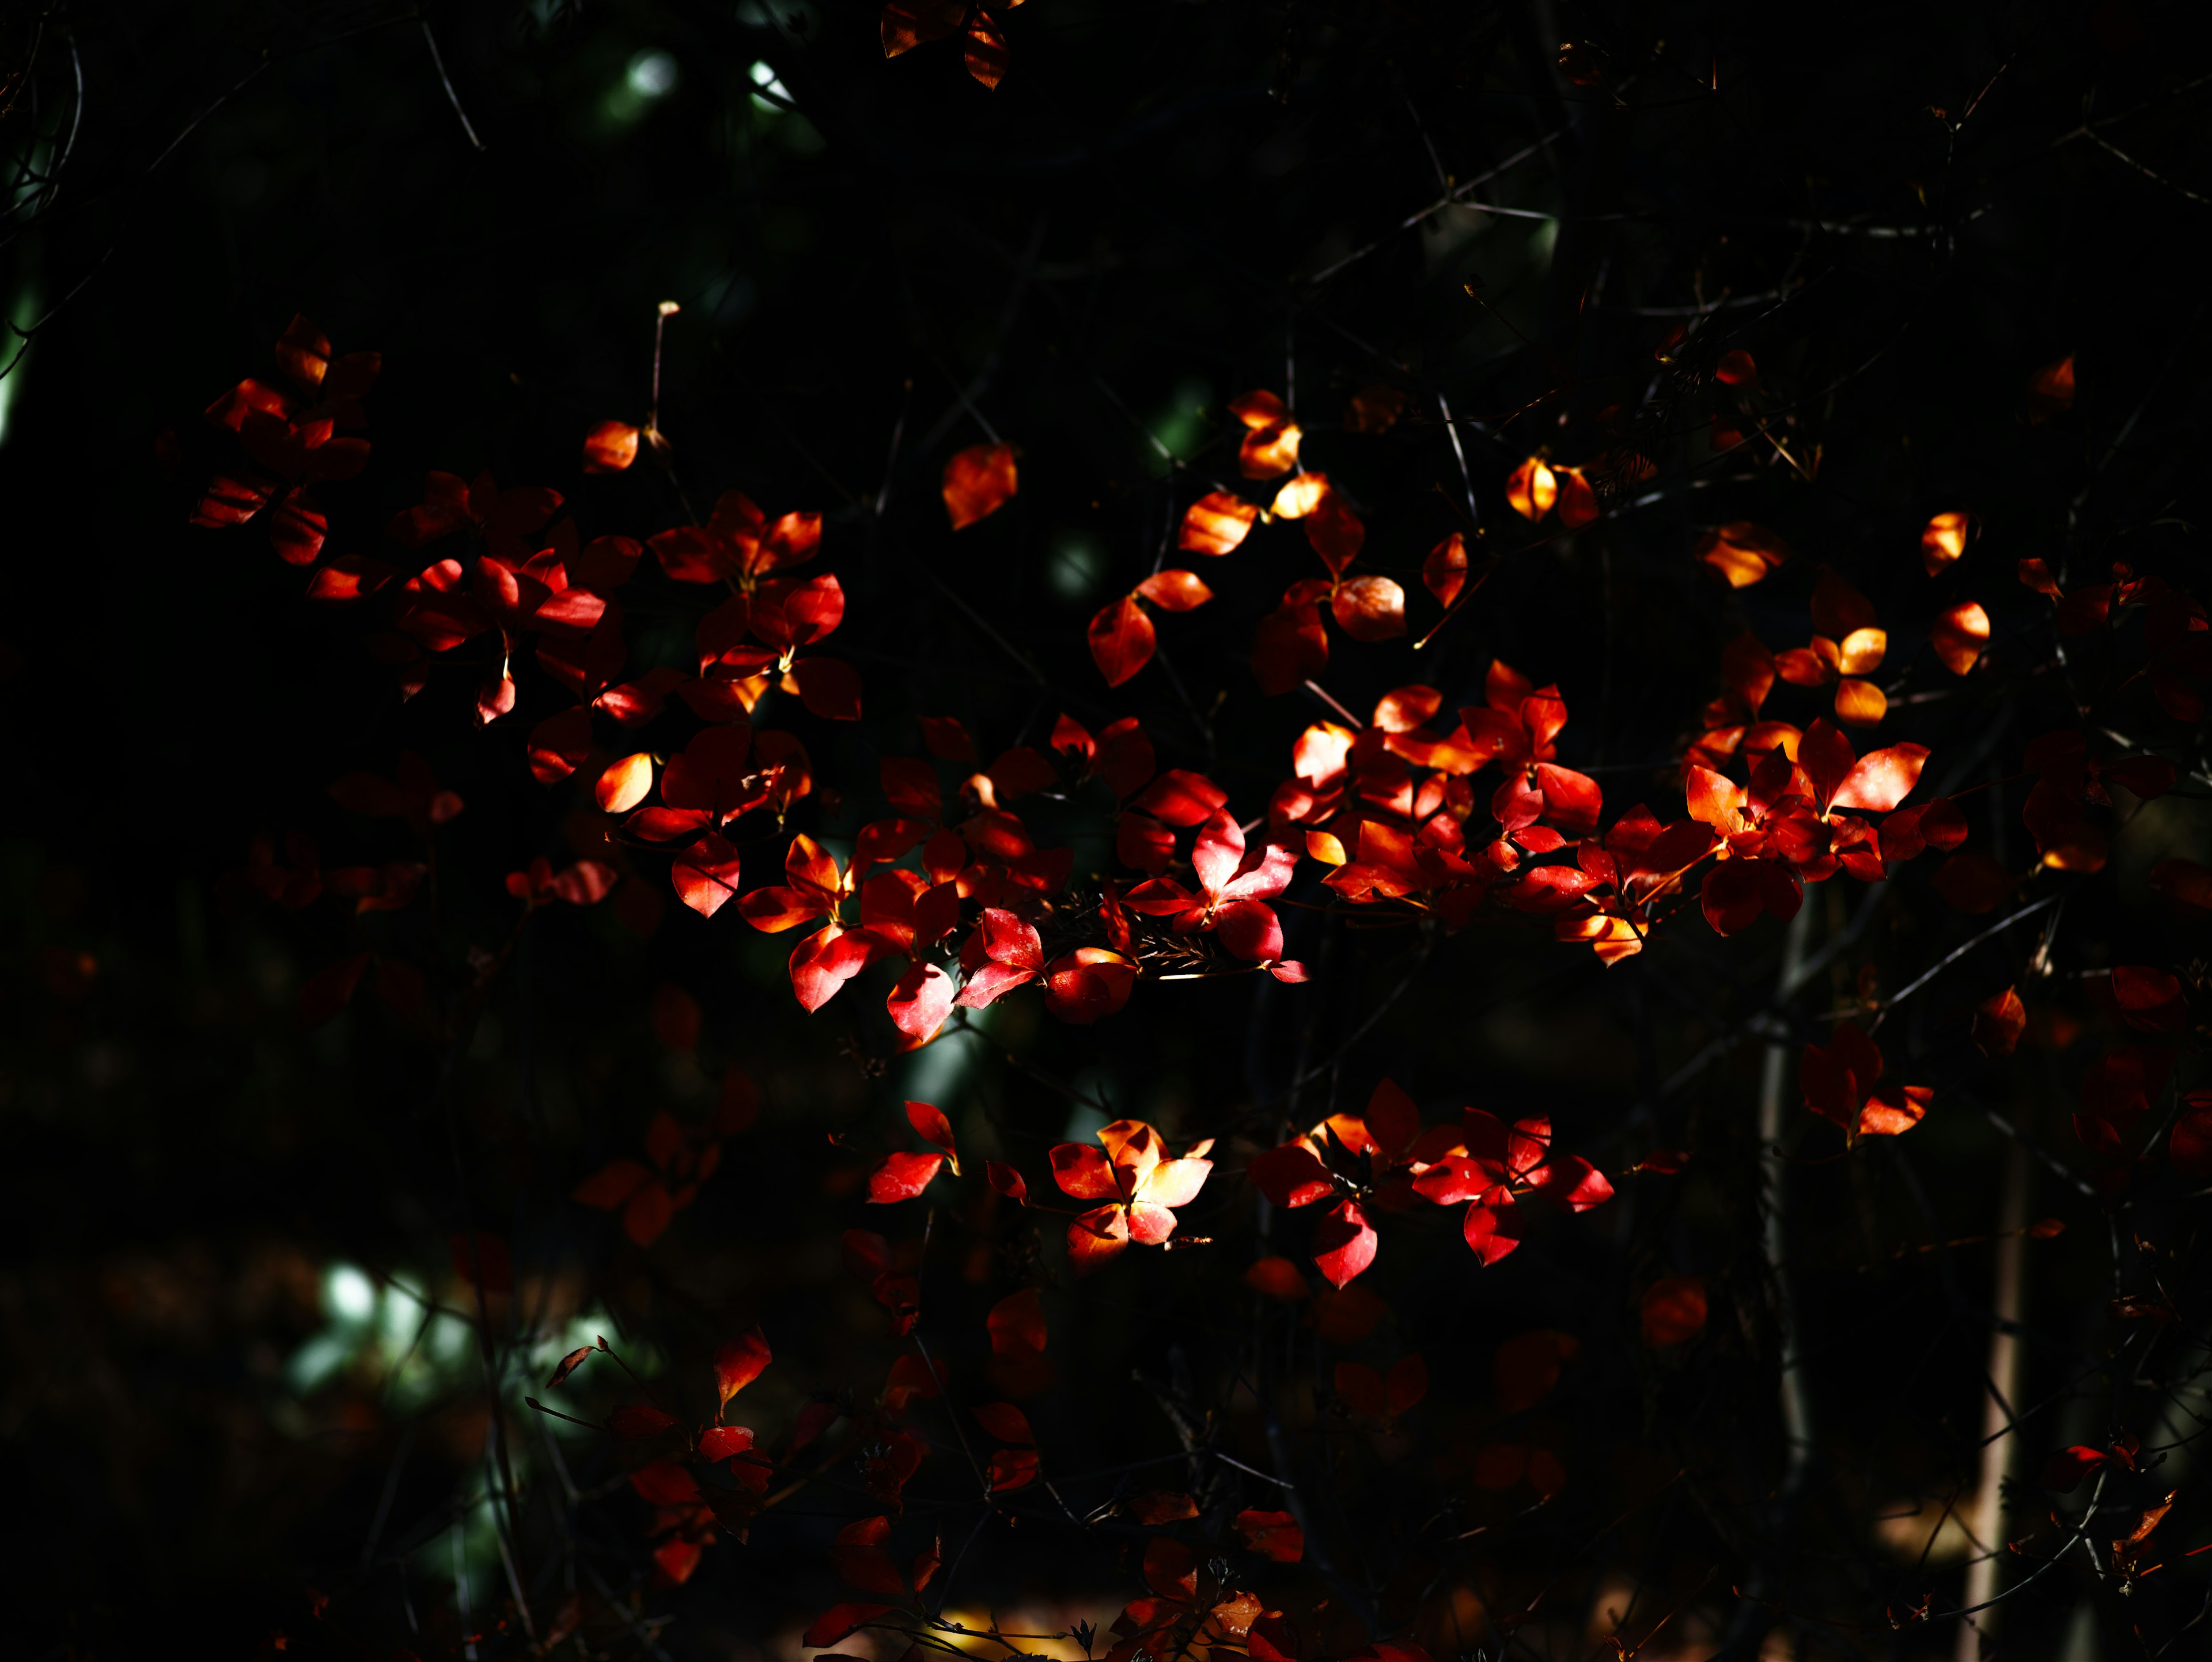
628;51;679;99
750;60;793;111
327;1263;377;1322
1047;532;1106;603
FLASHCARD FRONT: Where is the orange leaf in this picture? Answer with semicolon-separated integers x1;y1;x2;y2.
1832;677;1888;727
1506;457;1556;520
1234;1509;1304;1562
1696;521;1790;588
1422;532;1468;607
963;17;1008;86
584;421;640;474
1240;421;1304;479
1124;1490;1200;1524
1930;601;1990;675
1178;491;1260;555
1270;474;1330;519
943;442;1017;529
1136;570;1213;611
1331;576;1406;642
1921;511;1969;574
596;752;655;813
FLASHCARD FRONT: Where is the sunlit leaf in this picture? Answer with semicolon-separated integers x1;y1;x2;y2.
1921;511;1969;574
1696;521;1790;588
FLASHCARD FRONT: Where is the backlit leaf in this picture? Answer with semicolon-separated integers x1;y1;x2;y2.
944;442;1018;529
1088;593;1156;687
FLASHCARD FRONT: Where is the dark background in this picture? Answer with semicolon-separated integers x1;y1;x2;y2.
2;2;2209;1659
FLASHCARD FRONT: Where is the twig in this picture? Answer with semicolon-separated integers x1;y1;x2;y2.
419;17;487;152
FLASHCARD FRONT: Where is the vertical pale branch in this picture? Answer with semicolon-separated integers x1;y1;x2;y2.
1956;1141;2032;1662
1759;900;1817;1501
1721;899;1816;1660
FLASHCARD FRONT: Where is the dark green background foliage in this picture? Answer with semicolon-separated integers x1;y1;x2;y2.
2;2;2209;1659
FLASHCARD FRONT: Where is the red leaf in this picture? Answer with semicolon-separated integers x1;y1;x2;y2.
2041;1446;2108;1491
527;707;593;785
792;656;863;721
869;1150;946;1203
1972;987;2027;1057
1331;575;1407;642
1493;1330;1578;1413
944;442;1017;529
1088;593;1156;687
715;1328;772;1406
2171;1097;2212;1181
885;961;955;1045
611;1406;680;1441
974;1402;1035;1444
2113;965;2185;1033
1640;1277;1707;1345
1245;1256;1311;1300
672;834;744;918
802;1603;893;1649
305;553;393;603
699;1424;755;1463
1310;1198;1377;1288
1387;1353;1429;1417
573;1159;653;1210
